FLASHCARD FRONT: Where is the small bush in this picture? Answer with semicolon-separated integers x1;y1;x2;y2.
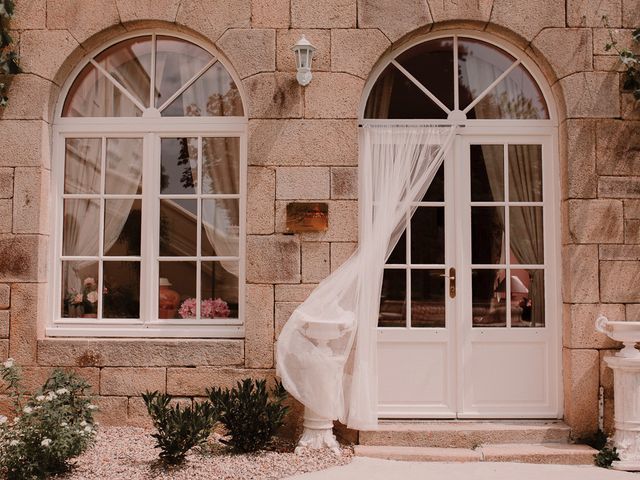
207;379;289;453
142;391;217;465
0;359;97;480
595;445;620;468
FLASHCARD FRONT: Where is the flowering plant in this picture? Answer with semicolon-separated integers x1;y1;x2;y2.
65;277;100;315
178;297;230;319
0;359;98;479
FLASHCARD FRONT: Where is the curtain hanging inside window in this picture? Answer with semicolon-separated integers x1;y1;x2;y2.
276;125;456;429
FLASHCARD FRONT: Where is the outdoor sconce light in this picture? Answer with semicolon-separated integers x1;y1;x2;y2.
292;35;316;86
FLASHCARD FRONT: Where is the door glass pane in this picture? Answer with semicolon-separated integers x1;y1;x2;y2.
201;199;239;257
470;144;504;202
105;138;143;194
458;38;516;111
159;199;197;256
387;231;406;265
508;144;542;202
472;269;506;327
202;137;240;194
61;260;98;318
379;269;406;327
364;64;447;119
163;62;244;117
202;261;239;318
421;163;444;202
160;138;198;195
471;206;504;264
104;199;141;256
155;36;211;108
63;199;100;256
511;269;545;327
103;261;140;318
509;206;544;264
159;261;196;319
64;138;102;194
411;269;445;328
411;207;444;264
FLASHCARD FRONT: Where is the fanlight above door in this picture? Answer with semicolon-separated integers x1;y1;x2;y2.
62;35;244;118
365;35;549;120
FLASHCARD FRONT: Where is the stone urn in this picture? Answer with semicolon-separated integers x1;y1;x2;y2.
159;277;180;319
596;315;640;471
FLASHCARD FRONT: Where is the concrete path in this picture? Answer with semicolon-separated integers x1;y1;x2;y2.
286;457;639;480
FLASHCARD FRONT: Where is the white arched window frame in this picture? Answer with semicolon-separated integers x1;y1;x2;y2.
360;31;563;418
49;31;248;338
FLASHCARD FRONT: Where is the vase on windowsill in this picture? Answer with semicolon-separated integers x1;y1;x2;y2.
159;277;180;319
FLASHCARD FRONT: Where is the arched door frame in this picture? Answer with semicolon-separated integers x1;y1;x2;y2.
358;29;563;418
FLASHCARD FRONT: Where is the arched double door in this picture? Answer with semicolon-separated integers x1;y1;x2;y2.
362;33;561;419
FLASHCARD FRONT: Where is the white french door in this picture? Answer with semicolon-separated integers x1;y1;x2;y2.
377;130;560;419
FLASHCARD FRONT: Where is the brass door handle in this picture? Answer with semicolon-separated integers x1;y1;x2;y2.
440;267;456;298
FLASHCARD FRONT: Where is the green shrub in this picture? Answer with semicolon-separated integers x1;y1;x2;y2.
595;445;620;468
142;391;217;465
207;379;289;453
0;359;97;480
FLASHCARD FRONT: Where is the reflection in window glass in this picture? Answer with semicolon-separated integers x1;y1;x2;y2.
202;137;240;194
159;199;197;257
472;269;506;327
202;199;240;257
104;199;142;256
509;144;543;202
411;269;445;328
510;206;544;264
161;138;198;195
63;199;100;256
65;138;102;194
379;269;406;327
202;261;239;318
105;138;143;195
103;261;140;318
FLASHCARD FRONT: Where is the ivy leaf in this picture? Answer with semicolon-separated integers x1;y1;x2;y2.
605;43;613;52
633;28;640;43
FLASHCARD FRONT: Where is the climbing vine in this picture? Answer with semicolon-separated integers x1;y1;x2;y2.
0;0;21;107
603;17;640;101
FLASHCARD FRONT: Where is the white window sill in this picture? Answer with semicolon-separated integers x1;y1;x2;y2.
46;324;244;338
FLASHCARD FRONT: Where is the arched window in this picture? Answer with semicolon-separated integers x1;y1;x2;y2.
51;33;246;338
365;34;561;419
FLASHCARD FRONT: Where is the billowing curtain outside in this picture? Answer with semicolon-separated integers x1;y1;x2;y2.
276;126;455;429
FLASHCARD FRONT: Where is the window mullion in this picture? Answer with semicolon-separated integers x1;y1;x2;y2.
97;137;106;320
140;133;157;326
196;136;202;320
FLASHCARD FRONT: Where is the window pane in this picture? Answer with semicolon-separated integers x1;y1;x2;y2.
159;262;196;319
421;163;444;202
105;138;143;194
470;144;504;202
411;269;445;328
155;36;212;109
104;199;141;256
62;63;144;117
160;138;197;195
202;199;239;257
364;64;447;119
379;269;406;327
472;269;506;327
163;62;244;117
63;199;100;256
61;260;99;318
202;261;239;318
396;38;454;111
103;261;140;318
511;269;545;327
458;38;516;111
65;138;102;194
387;231;406;264
159;199;197;257
468;63;549;119
202;137;240;194
510;206;544;264
411;207;444;265
471;206;504;264
508;144;543;202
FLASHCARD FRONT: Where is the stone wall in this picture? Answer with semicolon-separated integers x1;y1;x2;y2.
0;0;638;435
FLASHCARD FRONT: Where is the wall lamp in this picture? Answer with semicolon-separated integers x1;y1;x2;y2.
292;35;316;86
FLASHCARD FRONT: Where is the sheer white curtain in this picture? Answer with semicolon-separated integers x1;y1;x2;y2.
276;125;455;429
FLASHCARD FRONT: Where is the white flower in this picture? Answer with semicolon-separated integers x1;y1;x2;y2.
40;438;52;447
3;358;14;369
84;426;92;433
9;440;19;446
0;415;6;425
60;422;68;427
22;407;32;414
86;291;98;304
36;395;46;402
12;416;20;424
55;388;69;395
46;392;57;401
87;404;97;410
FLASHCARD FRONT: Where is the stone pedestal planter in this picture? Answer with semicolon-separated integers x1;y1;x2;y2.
596;316;640;471
295;407;340;455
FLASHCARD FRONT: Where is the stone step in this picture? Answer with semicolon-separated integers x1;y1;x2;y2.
354;443;597;465
358;421;571;448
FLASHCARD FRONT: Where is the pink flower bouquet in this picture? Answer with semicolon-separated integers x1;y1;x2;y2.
178;297;230;319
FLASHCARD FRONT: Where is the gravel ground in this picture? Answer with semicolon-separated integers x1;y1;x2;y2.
58;427;353;480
